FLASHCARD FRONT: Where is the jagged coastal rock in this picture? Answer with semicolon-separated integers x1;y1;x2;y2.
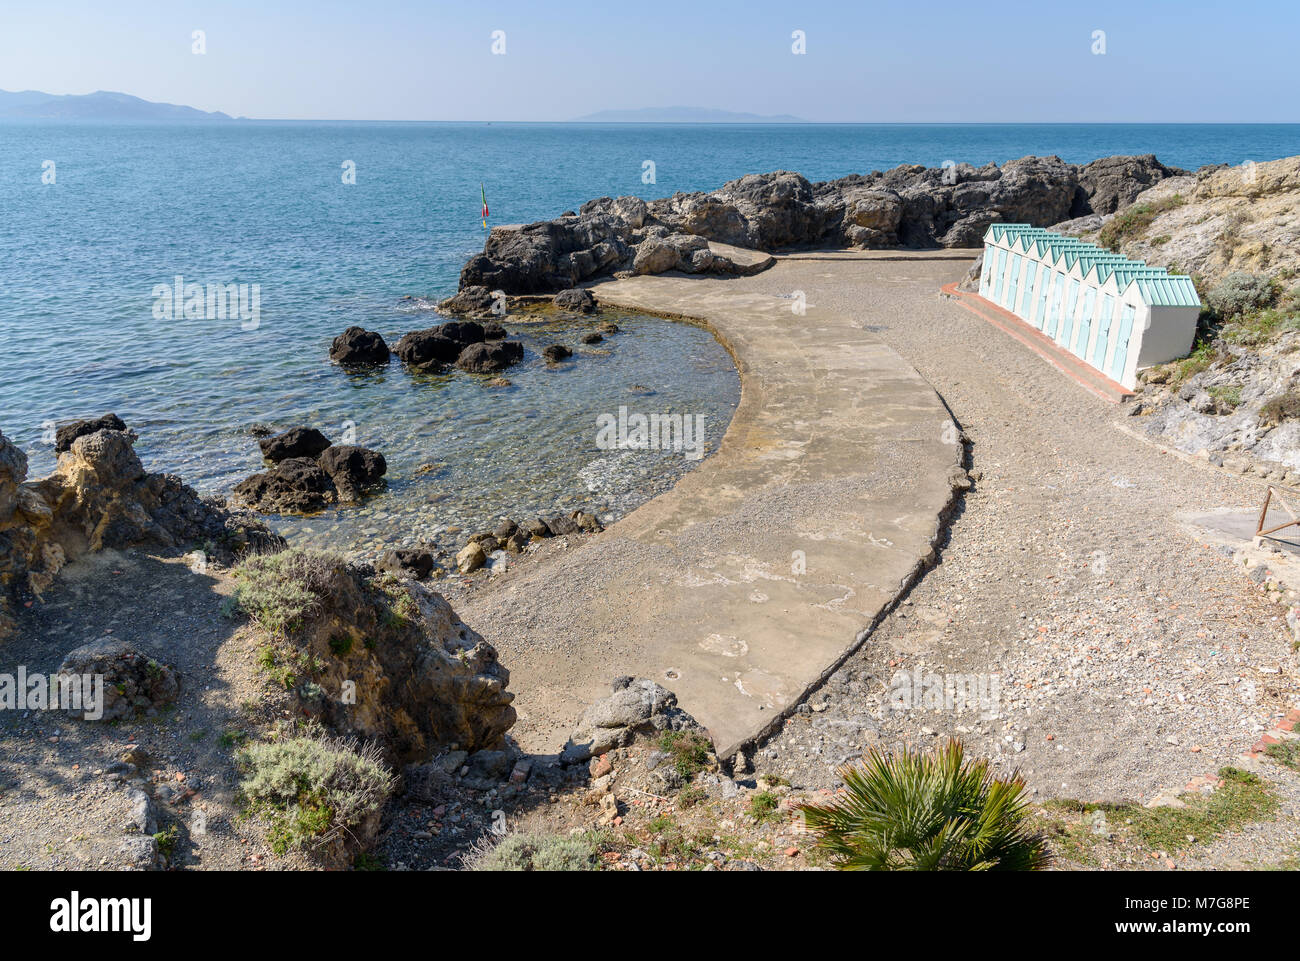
238;551;516;764
0;421;282;638
454;155;1183;294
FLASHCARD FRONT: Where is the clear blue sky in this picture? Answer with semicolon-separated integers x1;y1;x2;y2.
1;0;1294;122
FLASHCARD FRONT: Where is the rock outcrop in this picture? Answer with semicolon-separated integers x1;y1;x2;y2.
455;340;524;374
0;423;282;638
1060;155;1300;286
456;155;1184;294
1072;154;1186;216
238;551;516;765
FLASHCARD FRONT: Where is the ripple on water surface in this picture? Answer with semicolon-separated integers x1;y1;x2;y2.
24;308;738;562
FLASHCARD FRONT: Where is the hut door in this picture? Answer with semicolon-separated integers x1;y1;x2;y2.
1110;304;1136;381
1091;294;1114;369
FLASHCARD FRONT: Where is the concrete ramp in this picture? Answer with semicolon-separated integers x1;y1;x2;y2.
459;275;965;758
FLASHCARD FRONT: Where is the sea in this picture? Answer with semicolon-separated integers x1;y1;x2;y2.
2;121;1296;557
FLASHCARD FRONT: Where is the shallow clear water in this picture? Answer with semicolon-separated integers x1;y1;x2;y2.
1;121;1296;554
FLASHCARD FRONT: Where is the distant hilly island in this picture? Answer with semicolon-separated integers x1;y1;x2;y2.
0;91;804;123
572;107;806;123
0;89;235;121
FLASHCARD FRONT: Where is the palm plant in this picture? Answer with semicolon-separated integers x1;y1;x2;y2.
798;739;1051;870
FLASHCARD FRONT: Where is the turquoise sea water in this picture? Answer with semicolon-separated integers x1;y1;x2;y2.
1;122;1297;555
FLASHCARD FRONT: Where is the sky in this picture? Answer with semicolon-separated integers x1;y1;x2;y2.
0;0;1295;122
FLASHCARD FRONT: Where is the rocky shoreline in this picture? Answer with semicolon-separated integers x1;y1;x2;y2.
454;154;1184;294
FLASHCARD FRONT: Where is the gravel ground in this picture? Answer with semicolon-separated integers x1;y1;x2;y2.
0;550;313;871
724;253;1298;837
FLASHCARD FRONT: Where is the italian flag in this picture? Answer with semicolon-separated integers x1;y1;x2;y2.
481;183;489;228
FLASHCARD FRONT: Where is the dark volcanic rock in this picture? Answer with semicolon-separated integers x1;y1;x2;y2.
542;344;572;363
376;548;435;580
258;427;332;463
545;513;580;535
55;414;127;454
232;457;337;514
319;445;387;502
581;332;603;344
459;216;634;293
522;518;551;538
554;288;596;312
437;285;499;316
1072;154;1185;216
482;322;507;340
330;326;390;366
394;329;464;368
455;341;524;374
436;321;487;345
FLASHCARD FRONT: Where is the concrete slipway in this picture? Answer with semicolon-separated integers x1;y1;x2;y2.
459;269;966;759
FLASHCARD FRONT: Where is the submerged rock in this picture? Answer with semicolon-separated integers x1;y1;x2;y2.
329;326;390;366
455;340;524;374
258;427;332;463
542;344;572;363
319;445;387;502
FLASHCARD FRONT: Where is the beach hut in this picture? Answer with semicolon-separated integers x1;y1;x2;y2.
978;224;1201;390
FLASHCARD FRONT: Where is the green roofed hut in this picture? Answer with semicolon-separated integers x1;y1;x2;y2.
978;224;1201;389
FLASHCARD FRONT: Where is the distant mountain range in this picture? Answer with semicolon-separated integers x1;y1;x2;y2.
572;106;806;123
0;89;235;121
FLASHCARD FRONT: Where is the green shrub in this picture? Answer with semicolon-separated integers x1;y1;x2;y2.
798;740;1050;871
1206;272;1278;321
657;730;713;780
1207;384;1243;411
1224;307;1300;346
1097;194;1185;251
1167;341;1220;387
748;790;781;823
230;548;342;634
468;832;598;871
238;736;393;854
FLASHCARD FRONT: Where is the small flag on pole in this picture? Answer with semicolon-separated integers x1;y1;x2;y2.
481;182;489;229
